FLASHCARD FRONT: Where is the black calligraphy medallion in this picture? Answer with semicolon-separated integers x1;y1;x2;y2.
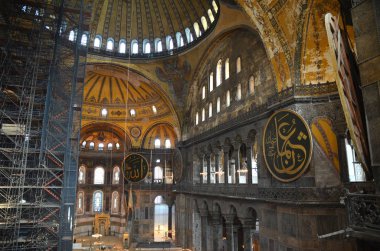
123;154;149;182
263;109;312;182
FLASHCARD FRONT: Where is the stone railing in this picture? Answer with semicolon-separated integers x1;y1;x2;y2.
346;193;380;232
173;183;345;204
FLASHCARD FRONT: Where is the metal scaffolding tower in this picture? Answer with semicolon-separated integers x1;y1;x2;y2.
0;0;90;250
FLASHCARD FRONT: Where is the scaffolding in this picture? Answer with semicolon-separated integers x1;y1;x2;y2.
0;0;90;250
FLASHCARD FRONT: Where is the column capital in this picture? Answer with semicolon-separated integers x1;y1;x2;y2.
223;214;236;224
210;212;222;225
199;208;209;218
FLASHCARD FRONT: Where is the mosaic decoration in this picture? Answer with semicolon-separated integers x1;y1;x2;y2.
123;154;149;182
263;109;312;182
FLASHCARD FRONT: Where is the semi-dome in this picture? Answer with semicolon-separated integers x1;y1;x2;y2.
70;0;220;58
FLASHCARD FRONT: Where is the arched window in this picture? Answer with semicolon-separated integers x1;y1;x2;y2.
77;191;84;214
237;83;242;100
202;108;205;122
202;86;206;99
154;138;161;149
101;108;108;117
93;191;103;212
251;138;258;184
210;154;216;183
216;59;222;86
81;141;87;149
238;144;248;184
119;39;126;53
345;138;366;181
131;40;138;54
69;30;76;41
154;166;163;183
116;142;120;150
216;97;221;113
208;9;215;23
165;139;171;149
130;109;136;117
155;38;162;52
202;156;207;183
209;102;213;118
217;151;224;183
209;72;214;92
152;105;157;114
107;143;113;150
81;33;88;46
112;166;120;184
166;36;174;50
236;57;241;73
154;196;169;242
111;191;119;214
98;143;104;151
185;28;193;43
176;32;184;47
94;35;102;49
226;90;231;107
201;16;208;31
143;39;151;54
106;38;114;51
212;0;218;13
78;165;86;184
89;142;95;150
195;112;199;125
94;167;105;184
225;58;230;80
249;76;255;94
193;22;201;37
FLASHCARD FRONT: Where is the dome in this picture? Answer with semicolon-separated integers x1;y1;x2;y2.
83;64;173;122
78;0;220;58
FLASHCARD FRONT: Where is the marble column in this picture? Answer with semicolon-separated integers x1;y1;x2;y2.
223;147;229;185
246;145;253;184
211;212;223;251
200;209;209;251
242;219;255;251
224;214;235;251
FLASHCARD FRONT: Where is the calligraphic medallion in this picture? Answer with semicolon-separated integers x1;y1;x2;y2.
263;109;313;182
123;154;149;182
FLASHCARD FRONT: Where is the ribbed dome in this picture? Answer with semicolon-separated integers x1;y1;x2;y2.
82;0;219;58
83;64;173;121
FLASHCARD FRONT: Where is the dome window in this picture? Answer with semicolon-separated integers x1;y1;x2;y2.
208;9;215;23
116;143;120;150
216;59;222;86
212;0;218;13
202;86;206;99
119;39;126;53
143;39;151;54
130;109;136;117
94;35;102;49
193;22;201;37
176;32;184;47
89;142;95;150
209;72;214;92
155;38;162;52
201;16;208;31
195;112;199;125
106;38;114;51
152;105;157;114
69;30;76;41
237;83;242;100
185;28;193;43
98;143;104;151
216;97;221;113
81;141;86;148
154;138;161;149
226;90;231;107
131;40;138;54
202;108;205;122
166;36;174;50
101;108;108;117
107;143;113;150
236;57;241;73
249;76;255;94
80;33;88;46
165;139;171;149
209;102;213;118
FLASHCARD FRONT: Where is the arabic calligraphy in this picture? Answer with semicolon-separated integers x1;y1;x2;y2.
263;110;312;182
123;154;149;182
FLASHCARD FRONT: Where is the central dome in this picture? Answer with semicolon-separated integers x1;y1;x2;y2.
81;0;219;58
